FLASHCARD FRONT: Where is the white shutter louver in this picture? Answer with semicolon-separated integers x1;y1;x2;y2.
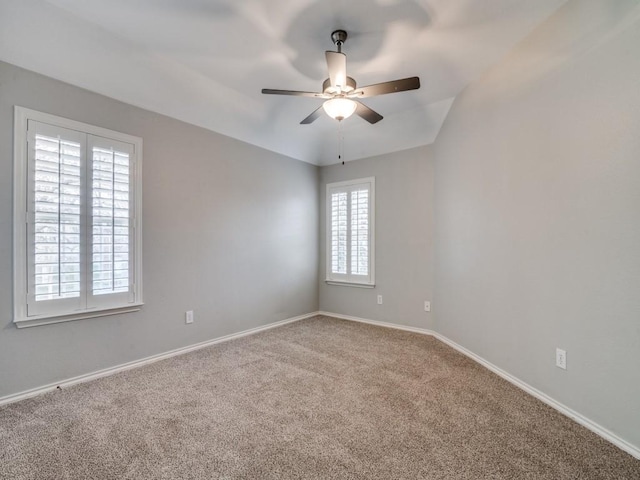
331;191;348;275
350;188;369;276
91;146;130;296
33;133;82;301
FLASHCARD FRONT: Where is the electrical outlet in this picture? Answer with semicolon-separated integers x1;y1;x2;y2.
185;310;194;324
377;295;383;305
424;301;431;312
556;348;567;370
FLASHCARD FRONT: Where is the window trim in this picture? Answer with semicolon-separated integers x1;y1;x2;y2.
13;106;143;328
325;176;375;287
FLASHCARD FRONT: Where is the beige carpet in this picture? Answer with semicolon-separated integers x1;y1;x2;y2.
1;315;638;479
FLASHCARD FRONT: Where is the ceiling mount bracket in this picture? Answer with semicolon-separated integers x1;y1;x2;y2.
331;30;347;53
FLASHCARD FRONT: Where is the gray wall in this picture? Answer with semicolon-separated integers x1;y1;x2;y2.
0;61;319;398
319;146;435;330
433;0;640;447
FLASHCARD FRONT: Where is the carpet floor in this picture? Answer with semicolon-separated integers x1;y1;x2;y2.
1;315;638;479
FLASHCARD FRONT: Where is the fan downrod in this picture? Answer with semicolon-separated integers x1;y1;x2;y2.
331;30;347;52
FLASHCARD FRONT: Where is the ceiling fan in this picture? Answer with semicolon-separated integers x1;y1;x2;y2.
262;30;420;125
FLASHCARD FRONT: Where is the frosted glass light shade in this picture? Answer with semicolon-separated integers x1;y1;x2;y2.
323;98;357;121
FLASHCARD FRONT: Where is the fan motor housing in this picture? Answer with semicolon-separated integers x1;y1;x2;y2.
331;30;348;47
323;76;356;95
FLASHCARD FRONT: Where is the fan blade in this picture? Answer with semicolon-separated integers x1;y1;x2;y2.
354;101;383;124
355;77;420;98
325;51;347;89
262;89;322;97
300;106;324;124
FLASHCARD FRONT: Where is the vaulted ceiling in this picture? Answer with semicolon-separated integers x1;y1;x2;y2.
0;0;566;165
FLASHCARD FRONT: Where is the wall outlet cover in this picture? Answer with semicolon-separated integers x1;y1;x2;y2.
556;348;567;370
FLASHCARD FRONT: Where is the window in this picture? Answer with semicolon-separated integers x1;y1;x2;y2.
326;177;375;287
13;107;143;327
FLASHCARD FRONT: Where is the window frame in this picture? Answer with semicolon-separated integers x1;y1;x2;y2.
325;176;375;288
13;106;143;328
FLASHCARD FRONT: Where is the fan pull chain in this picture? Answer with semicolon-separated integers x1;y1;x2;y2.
338;121;345;165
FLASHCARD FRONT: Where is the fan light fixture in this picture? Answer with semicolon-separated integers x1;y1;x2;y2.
323;98;357;121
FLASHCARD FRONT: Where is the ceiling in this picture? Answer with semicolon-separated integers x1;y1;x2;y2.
0;0;566;166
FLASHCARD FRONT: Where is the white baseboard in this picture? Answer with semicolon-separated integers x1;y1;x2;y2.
317;311;436;336
0;311;320;408
319;311;640;460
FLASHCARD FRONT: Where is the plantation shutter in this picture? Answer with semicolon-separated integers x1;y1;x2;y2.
331;191;348;275
26;121;84;316
350;188;369;276
23;119;138;319
87;136;135;307
326;178;375;285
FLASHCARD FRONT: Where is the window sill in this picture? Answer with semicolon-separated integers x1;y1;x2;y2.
14;303;144;329
325;281;375;289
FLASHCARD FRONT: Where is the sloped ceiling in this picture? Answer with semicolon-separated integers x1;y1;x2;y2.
0;0;566;165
